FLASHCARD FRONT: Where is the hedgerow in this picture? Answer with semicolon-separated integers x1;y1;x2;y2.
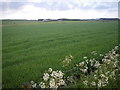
27;45;120;89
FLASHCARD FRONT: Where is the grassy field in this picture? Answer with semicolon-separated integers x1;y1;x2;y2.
2;20;118;88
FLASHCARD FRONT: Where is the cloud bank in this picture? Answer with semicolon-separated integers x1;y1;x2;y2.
0;0;119;19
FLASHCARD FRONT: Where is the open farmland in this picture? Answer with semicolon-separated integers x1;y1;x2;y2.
2;21;118;88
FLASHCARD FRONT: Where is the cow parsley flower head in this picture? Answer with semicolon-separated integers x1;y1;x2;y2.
94;61;100;68
50;78;56;88
91;51;97;55
100;54;104;56
98;80;102;87
48;68;52;72
83;80;88;86
59;79;65;85
91;81;96;86
32;83;37;88
43;73;49;81
115;46;119;50
39;82;45;88
80;69;87;73
30;81;34;84
83;56;87;59
58;71;64;78
94;74;97;79
62;55;73;67
102;59;111;64
100;74;105;78
79;61;85;67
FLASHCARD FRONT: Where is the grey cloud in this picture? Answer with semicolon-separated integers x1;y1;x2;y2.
77;3;93;10
33;2;72;11
70;2;118;11
93;2;118;10
1;2;30;11
1;1;118;12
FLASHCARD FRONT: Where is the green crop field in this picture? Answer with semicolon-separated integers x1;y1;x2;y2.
2;20;118;88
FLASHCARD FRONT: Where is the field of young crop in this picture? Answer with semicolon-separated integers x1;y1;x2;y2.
2;20;118;88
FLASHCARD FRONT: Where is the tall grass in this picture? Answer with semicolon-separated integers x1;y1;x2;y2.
2;21;118;88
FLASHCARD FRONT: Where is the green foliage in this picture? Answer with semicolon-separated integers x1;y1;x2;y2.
68;45;120;88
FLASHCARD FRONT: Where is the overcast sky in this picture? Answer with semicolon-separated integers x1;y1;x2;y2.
0;0;119;19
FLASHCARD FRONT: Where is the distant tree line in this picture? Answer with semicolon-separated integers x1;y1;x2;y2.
38;18;119;22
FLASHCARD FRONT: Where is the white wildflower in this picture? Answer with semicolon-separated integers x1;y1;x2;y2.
105;77;109;82
113;63;117;68
50;78;56;88
102;82;107;87
95;70;98;73
116;54;119;57
80;69;87;73
30;81;34;84
48;68;52;72
103;59;111;64
76;64;79;67
50;85;58;88
58;71;64;78
39;82;45;88
110;55;114;60
85;59;88;64
62;55;73;67
115;46;118;50
83;56;87;59
94;75;97;79
100;74;105;78
51;70;64;79
67;76;74;83
111;71;115;77
114;77;116;80
59;79;65;85
85;66;88;69
32;83;37;88
91;51;97;55
115;69;119;71
112;51;116;55
83;80;88;86
91;81;96;86
94;61;100;68
69;54;73;59
43;73;49;81
31;81;37;88
51;71;57;77
90;59;94;66
100;54;103;56
104;56;109;59
98;80;102;87
79;61;85;67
